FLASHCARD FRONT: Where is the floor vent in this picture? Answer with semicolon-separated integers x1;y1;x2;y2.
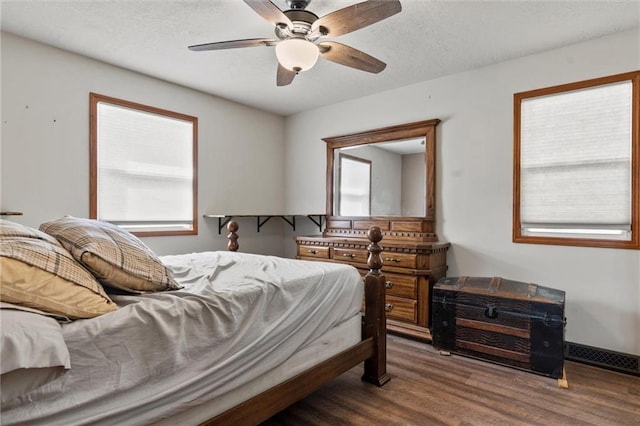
565;341;639;376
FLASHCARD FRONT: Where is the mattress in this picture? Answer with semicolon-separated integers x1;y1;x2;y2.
156;313;362;425
1;251;363;425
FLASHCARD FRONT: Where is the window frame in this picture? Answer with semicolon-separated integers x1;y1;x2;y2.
513;71;640;249
89;92;198;237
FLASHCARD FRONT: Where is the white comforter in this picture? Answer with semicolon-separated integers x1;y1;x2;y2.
1;252;363;425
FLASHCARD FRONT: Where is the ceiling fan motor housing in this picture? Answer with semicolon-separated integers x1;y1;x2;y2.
276;9;319;40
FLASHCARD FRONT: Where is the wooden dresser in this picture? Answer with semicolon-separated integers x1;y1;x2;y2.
295;217;449;342
301;118;448;342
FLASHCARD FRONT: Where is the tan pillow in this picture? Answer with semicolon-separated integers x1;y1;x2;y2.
0;220;117;318
39;216;181;293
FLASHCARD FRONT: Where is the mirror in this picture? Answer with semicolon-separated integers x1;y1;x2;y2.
334;138;425;216
324;119;439;220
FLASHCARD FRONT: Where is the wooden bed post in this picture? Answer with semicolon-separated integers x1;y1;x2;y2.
227;221;239;252
362;226;391;386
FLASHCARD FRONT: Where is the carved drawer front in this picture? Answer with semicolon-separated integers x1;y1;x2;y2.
384;273;418;299
333;247;368;264
382;252;420;269
297;245;330;259
385;296;417;323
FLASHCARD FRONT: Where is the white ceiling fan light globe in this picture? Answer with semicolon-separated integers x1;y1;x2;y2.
275;38;319;73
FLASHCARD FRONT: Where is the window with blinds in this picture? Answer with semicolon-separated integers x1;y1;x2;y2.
513;72;639;249
338;154;371;216
89;93;198;236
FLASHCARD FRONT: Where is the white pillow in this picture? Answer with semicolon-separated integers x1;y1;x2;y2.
0;307;71;404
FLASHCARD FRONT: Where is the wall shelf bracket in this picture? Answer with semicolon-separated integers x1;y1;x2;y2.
306;214;323;232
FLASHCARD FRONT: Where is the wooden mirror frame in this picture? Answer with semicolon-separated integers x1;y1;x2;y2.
324;119;440;222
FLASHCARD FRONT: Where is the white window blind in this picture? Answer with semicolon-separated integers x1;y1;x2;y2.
96;102;194;233
339;156;371;216
519;80;632;240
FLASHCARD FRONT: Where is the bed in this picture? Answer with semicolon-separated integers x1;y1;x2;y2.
0;217;388;425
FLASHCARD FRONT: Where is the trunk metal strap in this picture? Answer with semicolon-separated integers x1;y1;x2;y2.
456;276;467;287
489;276;501;293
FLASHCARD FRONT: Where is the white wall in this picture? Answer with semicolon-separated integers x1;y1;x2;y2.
1;32;287;256
284;29;640;355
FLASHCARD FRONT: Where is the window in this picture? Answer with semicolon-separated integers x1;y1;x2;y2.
338;153;371;216
90;93;198;236
513;71;639;249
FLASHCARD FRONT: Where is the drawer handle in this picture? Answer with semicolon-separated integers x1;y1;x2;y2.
307;249;318;254
385;257;401;263
385;303;394;312
385;281;394;289
342;253;356;259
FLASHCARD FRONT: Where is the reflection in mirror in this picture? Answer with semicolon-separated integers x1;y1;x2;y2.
324;118;440;221
338;154;371;216
334;137;426;216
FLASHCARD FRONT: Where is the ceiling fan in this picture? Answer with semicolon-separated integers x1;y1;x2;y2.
188;0;402;86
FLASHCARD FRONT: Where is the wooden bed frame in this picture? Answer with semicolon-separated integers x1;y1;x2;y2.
201;221;390;425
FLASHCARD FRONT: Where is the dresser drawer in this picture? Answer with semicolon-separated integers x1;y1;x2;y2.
382;252;420;269
296;245;330;259
333;247;368;264
384;273;418;299
385;296;417;323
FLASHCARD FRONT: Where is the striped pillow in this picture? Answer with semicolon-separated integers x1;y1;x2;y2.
0;220;117;318
40;217;181;293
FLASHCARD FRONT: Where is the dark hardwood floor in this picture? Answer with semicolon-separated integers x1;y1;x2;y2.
262;334;639;426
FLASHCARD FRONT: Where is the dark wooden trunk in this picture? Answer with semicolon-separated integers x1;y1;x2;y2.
432;276;565;378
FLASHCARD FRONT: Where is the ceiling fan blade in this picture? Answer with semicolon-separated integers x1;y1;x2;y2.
188;38;277;51
312;0;401;37
243;0;292;28
318;42;386;74
277;64;296;87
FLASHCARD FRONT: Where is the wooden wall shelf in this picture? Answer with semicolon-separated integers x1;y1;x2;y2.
203;214;325;234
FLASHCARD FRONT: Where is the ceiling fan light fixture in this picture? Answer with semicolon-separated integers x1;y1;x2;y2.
275;38;318;72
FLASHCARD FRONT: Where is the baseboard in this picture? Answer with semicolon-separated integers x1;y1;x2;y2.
565;341;639;376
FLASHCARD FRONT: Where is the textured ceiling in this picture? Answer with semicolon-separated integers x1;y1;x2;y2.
1;0;639;116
